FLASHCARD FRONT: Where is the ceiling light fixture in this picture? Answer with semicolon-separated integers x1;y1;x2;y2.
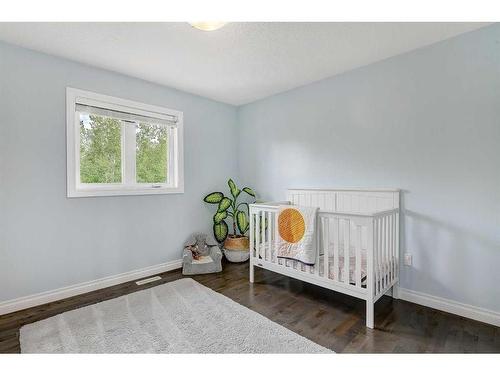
189;22;227;31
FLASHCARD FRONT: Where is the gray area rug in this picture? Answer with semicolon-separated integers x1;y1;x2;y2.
20;278;331;353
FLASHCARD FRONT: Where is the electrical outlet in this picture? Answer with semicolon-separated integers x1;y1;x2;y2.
404;253;412;266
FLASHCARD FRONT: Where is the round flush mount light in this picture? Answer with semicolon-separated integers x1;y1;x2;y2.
189;22;227;31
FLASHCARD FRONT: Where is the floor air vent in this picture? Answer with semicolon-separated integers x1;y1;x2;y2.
135;276;162;285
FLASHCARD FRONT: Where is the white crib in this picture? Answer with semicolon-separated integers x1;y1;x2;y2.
249;188;400;328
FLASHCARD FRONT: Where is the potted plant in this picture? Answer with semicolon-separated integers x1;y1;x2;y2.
203;179;256;262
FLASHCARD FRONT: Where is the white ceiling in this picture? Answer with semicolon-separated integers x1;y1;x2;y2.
0;22;489;105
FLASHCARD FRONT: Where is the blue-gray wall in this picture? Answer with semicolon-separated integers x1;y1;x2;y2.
2;25;500;314
237;24;500;312
0;42;238;301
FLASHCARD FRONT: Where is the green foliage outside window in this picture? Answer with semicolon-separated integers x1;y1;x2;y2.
80;115;122;183
79;115;169;185
136;123;168;184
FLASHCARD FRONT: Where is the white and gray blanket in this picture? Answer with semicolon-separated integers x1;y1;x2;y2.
276;205;318;265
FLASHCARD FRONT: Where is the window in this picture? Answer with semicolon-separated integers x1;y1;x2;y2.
67;88;184;197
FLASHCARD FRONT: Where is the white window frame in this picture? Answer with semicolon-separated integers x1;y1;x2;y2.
66;87;184;197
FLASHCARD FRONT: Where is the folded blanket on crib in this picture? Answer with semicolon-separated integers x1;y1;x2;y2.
277;205;318;265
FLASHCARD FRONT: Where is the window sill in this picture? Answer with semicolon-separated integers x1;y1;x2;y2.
67;186;184;198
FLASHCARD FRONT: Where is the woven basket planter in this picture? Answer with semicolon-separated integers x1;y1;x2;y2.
223;236;250;263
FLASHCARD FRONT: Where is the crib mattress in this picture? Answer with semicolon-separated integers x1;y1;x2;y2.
276;254;367;286
257;243;367;286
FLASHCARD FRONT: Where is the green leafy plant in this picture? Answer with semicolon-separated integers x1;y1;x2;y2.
203;179;256;243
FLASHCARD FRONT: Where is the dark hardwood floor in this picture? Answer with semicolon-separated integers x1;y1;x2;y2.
1;260;499;353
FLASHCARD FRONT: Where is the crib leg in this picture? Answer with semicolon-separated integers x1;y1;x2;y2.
392;285;399;300
249;262;254;283
366;299;374;329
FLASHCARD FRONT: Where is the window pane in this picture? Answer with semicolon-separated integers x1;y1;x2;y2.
79;113;122;183
136;123;169;184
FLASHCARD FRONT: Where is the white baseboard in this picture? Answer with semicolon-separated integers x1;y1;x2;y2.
0;259;183;316
398;287;500;327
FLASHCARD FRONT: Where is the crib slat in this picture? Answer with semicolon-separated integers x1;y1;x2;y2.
380;216;384;290
389;215;392;284
255;211;260;259
392;214;395;281
273;211;278;264
392;213;396;281
389;214;394;282
355;224;362;288
377;217;382;294
386;215;390;286
324;217;329;279
260;211;267;260
258;212;262;259
263;211;267;261
396;212;400;280
267;211;272;262
378;218;384;293
333;218;339;281
380;216;385;291
379;217;383;292
387;216;390;286
388;215;392;284
344;219;350;285
250;212;254;258
384;215;389;287
314;216;320;276
382;215;387;289
373;218;380;295
388;216;391;285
